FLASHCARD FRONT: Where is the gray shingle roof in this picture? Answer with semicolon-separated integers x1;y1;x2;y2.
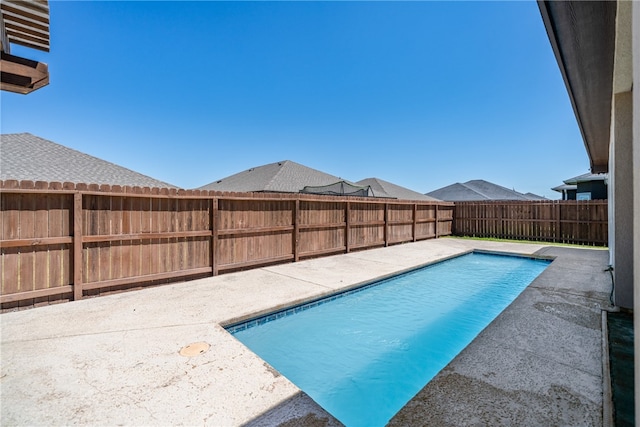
426;180;543;201
356;177;440;201
1;133;177;188
523;192;548;200
198;160;343;193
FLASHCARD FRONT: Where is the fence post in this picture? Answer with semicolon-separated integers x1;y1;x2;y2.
73;192;83;301
293;199;300;262
413;203;417;242
211;197;218;276
345;201;351;253
384;203;389;247
434;204;439;238
555;201;561;244
452;203;457;235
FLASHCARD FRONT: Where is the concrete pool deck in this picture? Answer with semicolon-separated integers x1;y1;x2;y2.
0;238;612;426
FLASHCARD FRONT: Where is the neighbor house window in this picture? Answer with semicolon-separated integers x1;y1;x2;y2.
577;192;591;200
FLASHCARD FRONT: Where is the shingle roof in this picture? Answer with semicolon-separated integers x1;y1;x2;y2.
563;172;608;185
426;180;543;201
356;177;440;201
523;192;548;200
0;133;177;188
198;160;343;193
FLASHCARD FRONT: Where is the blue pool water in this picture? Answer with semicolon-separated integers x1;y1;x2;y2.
229;252;549;426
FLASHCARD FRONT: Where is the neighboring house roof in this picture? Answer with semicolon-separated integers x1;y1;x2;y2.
356;177;440;201
552;172;607;193
563;172;608;185
198;160;342;193
426;180;542;201
523;192;548;200
552;184;578;192
0;133;177;188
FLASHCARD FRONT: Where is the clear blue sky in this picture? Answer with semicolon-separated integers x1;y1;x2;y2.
1;1;589;198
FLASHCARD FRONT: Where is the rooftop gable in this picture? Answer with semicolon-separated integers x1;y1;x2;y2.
427;180;535;201
0;133;177;188
463;180;531;201
357;177;440;201
198;160;342;193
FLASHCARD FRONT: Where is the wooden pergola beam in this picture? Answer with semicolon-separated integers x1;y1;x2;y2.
0;0;50;93
1;50;49;94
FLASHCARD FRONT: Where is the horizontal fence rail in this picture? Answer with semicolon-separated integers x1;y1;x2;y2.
1;180;453;310
453;200;608;246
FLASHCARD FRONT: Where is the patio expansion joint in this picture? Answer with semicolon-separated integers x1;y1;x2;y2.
0;322;220;345
259;269;341;290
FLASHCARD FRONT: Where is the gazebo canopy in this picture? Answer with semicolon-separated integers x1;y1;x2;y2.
301;181;374;197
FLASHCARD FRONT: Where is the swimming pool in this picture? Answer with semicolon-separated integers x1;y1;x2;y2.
228;252;550;426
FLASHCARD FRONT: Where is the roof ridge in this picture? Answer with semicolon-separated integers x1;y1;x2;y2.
465;179;528;200
265;160;291;191
459;181;490;200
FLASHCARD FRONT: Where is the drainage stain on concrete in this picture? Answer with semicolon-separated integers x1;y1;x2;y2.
533;301;600;330
264;362;281;378
388;372;600;427
276;413;337;427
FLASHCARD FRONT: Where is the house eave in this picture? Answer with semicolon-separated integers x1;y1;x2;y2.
537;1;617;174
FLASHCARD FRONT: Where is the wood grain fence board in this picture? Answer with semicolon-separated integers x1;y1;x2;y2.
48;194;64;295
18;193;35;300
345;202;351;253
34;192;49;296
111;196;123;280
212;197;218;275
161;198;172;272
60;194;72;299
99;195;111;285
73;193;83;300
293;200;300;262
1;285;74;304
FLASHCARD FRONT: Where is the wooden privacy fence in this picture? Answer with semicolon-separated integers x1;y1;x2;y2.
454;200;608;246
0;180;453;310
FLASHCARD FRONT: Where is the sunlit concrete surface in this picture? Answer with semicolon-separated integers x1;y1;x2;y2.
0;238;611;426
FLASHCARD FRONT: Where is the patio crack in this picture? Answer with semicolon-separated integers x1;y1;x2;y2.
261;270;336;290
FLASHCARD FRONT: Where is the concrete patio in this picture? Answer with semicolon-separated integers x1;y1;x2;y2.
0;237;612;426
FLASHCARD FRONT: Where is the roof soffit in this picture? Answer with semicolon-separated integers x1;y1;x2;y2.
538;0;617;174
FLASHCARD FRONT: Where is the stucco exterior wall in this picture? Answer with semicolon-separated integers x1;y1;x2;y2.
611;92;634;308
631;1;640;423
